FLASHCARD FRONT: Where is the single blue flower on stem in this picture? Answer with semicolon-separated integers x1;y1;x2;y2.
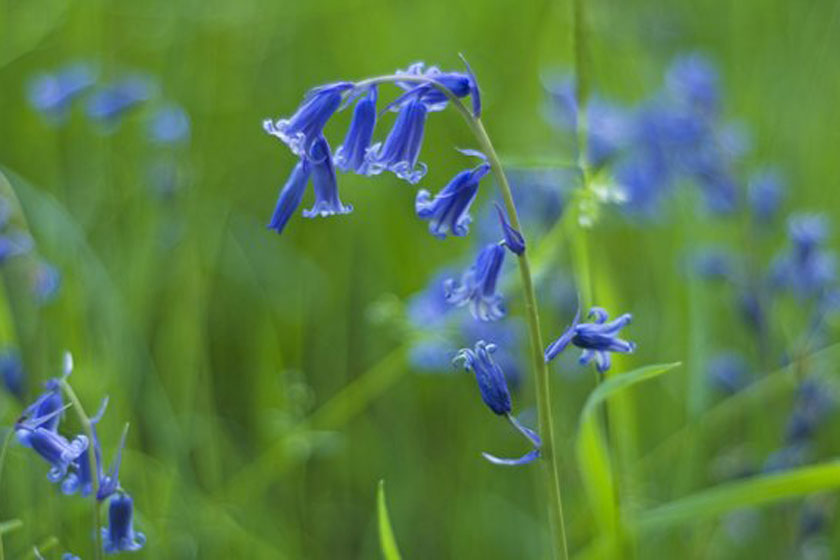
87;76;153;125
303;136;353;218
27;428;88;483
267;159;311;235
335;86;377;174
27;62;97;121
454;341;541;466
367;96;429;183
264;82;353;157
494;202;525;255
415;150;490;238
545;307;636;373
103;492;146;553
444;243;506;322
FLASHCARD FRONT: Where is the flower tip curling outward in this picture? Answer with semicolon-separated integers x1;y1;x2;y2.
494;202;525;255
545;306;635;373
267;159;311;235
445;244;506;322
103;492;146;553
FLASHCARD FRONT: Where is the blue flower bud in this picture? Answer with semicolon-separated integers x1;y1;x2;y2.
267;159;311;235
494;203;525;255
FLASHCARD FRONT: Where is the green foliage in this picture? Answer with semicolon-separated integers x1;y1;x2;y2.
377;480;403;560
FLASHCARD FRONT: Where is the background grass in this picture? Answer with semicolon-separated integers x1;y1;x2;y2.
1;0;839;557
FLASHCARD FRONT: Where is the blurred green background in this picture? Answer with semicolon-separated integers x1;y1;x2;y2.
1;0;839;558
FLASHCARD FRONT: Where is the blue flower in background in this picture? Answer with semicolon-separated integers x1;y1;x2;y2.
103;492;146;553
748;168;785;224
87;75;154;125
147;103;191;145
367;96;429;183
32;261;62;304
0;231;33;264
690;247;737;282
666;52;720;115
586;98;629;169
772;214;836;300
545;307;636;373
303;136;353;218
335;86;377;174
27;62;97;122
543;74;578;131
415;150;490;238
0;350;24;399
707;352;751;394
263;82;353;157
27;428;88;483
267;159;311;235
785;379;834;445
445;243;506;322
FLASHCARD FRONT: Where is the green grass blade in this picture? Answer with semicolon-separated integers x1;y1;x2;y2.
377;480;403;560
634;459;840;533
0;519;22;536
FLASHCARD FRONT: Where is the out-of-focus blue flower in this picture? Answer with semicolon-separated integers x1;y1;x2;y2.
27;428;88;483
0;350;24;399
367;96;429;183
748;169;785;224
666;53;720;115
615;157;668;215
587;98;629;168
407;271;455;328
27;62;97;121
62;553;81;560
445;244;506;322
545;307;636;373
454;340;511;415
335;86;377;174
303;136;353;218
147;103;190;145
763;443;809;473
543;75;577;131
263;82;353;157
87;76;154;125
103;492;146;553
455;341;540;466
0;231;33;263
415;150;490;238
690;247;737;282
707;352;750;394
494;203;525;255
32;261;61;304
506;169;568;231
785;379;834;444
267;159;311;235
15;379;63;446
772;214;836;300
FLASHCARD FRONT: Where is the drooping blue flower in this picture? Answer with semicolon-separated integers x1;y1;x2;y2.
103;493;146;553
334;86;377;174
666;53;720;116
460;316;524;392
454;340;511;415
366;96;429;183
0;350;24;399
772;214;836;300
0;231;33;264
586;98;629;169
415;150;490;238
263;82;353;157
87;76;154;125
15;379;64;446
267;159;311;235
392;61;478;114
748;169;785;224
444;244;506;322
494;203;525;255
27;428;88;483
785;379;834;445
454;341;541;466
27;62;97;122
707;352;751;394
545;307;636;373
303;136;353;218
147;103;191;145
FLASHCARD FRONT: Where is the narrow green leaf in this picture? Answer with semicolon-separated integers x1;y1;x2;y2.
634;459;840;532
575;363;682;541
377;480;403;560
0;519;22;536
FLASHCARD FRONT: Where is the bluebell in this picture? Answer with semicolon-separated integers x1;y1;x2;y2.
0;350;24;399
545;307;636;373
264;82;353;157
15;379;64;446
335;86;377;174
303;136;353;218
27;62;97;121
27;428;88;483
415;151;490;238
367;96;429;183
748;169;785;223
147;103;191;145
707;352;750;394
103;493;146;553
494;203;525;255
666;53;720;115
445;244;506;322
394;61;478;114
772;214;836;300
87;76;153;125
267;159;311;235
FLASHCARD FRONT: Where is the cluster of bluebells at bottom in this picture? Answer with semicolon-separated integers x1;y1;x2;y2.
263;59;637;467
13;354;145;555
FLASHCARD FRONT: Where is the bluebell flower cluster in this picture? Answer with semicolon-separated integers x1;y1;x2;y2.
545;307;636;374
12;354;145;555
263;60;483;234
